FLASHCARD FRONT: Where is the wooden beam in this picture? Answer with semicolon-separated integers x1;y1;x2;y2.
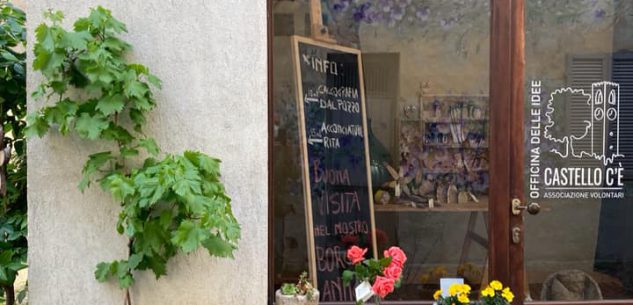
488;0;512;286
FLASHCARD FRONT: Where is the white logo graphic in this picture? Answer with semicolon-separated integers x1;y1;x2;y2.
544;81;624;166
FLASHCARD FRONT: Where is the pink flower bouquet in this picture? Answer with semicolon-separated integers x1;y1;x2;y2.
342;246;407;305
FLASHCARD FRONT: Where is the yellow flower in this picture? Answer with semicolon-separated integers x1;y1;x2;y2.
434;289;442;300
457;293;470;304
448;283;460;296
502;287;514;302
481;287;495;297
490;280;503;291
460;284;471;294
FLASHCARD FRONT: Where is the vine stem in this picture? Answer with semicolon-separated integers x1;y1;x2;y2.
124;288;131;305
3;285;15;305
125;237;133;305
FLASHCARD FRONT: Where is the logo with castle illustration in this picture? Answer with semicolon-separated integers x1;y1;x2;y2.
544;81;624;166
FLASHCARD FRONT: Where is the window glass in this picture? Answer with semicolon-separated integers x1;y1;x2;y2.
524;0;633;301
273;0;490;302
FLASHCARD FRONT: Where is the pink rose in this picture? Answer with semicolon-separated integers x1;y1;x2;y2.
383;265;402;280
372;276;395;298
384;246;407;268
346;246;367;265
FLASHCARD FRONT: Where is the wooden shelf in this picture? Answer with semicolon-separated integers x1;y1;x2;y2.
423;143;488;149
423;118;488;123
374;201;488;213
423;168;488;174
375;197;489;213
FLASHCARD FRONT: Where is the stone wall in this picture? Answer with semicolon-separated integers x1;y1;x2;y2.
26;1;268;304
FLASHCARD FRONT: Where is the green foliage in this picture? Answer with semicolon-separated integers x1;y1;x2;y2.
26;6;157;148
280;272;316;301
27;6;240;292
0;1;28;303
342;256;392;286
280;283;298;296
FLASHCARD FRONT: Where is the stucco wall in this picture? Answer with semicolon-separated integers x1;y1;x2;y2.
26;1;268;304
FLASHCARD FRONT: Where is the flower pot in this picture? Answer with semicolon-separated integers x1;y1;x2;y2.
275;289;320;305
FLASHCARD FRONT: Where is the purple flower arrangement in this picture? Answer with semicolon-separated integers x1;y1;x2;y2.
324;0;620;30
326;0;487;30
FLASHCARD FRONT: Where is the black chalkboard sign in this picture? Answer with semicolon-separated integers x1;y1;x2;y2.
291;36;377;302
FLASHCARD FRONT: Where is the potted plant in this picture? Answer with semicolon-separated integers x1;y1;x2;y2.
433;280;514;305
480;280;515;304
276;272;319;305
433;283;472;305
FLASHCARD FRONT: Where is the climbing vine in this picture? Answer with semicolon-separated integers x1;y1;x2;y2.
26;6;240;303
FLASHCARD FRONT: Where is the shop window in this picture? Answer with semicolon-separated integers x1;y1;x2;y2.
272;1;491;303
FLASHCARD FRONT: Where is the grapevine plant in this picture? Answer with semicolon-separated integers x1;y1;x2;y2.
26;6;241;303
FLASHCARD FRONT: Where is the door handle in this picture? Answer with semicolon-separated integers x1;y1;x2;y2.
511;198;540;215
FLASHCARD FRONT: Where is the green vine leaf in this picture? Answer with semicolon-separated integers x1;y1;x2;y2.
119;274;134;289
138;138;159;156
34;24;55;51
75;113;109;139
171;220;210;253
27;6;241;294
146;255;167;279
102;174;135;201
80;151;114;191
201;235;236;258
59;30;91;50
24;113;50;138
96;93;125;116
127;254;143;270
94;262;112;282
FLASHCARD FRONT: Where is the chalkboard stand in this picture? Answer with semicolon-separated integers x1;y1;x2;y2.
291;35;378;295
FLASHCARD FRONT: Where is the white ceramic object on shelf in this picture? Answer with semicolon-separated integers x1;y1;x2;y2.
275;289;320;305
447;184;458;204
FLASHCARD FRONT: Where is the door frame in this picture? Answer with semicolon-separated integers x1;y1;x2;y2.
489;0;526;303
500;0;526;303
267;0;524;304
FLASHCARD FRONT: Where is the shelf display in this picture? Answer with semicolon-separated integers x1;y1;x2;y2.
378;95;489;211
